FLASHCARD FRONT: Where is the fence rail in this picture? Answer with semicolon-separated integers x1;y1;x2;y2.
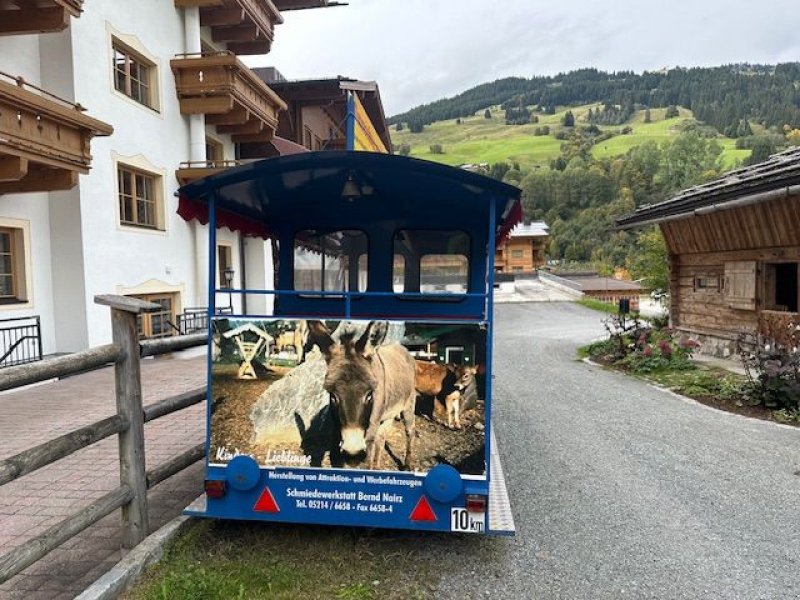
0;295;208;585
0;316;43;368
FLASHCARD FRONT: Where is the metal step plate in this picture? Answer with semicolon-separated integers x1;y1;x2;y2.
488;429;516;535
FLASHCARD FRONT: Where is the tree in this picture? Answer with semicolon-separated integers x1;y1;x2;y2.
665;105;680;119
745;137;776;165
429;144;444;154
408;119;424;133
644;108;652;123
398;143;411;156
456;118;461;125
395;122;404;132
787;129;800;146
484;109;492;119
562;110;575;127
627;227;669;292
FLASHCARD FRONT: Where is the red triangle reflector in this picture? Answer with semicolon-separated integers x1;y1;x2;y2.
409;495;437;522
253;487;280;513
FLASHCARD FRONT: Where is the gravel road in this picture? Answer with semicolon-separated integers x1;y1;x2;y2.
432;302;800;600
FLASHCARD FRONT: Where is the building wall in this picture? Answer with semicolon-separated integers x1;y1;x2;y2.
0;0;275;353
662;195;800;357
494;236;547;273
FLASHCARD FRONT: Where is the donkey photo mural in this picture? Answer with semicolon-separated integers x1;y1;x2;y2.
306;320;418;470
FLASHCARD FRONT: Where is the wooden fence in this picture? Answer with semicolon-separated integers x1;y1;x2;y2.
0;295;208;584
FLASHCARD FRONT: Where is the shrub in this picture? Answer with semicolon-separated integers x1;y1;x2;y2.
429;144;444;154
740;335;800;410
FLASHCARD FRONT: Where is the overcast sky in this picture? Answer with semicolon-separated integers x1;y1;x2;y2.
247;0;800;117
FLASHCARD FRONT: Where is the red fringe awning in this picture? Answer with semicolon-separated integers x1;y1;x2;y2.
496;199;523;245
177;196;271;238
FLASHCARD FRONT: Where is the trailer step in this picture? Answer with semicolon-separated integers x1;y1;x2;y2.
488;429;516;535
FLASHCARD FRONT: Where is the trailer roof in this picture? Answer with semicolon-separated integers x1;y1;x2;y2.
177;151;523;243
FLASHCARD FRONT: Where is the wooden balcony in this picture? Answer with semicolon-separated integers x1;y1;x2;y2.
174;0;282;55
0;0;83;36
176;159;243;186
0;71;112;195
171;51;286;143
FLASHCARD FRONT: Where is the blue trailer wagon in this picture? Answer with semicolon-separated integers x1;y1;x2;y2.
178;151;518;535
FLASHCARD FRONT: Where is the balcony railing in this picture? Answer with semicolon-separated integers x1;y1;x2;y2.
0;71;113;195
0;0;83;36
174;0;282;55
0;316;42;368
176;159;244;185
170;51;286;144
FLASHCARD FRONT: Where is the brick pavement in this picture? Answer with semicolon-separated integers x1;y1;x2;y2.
0;353;208;599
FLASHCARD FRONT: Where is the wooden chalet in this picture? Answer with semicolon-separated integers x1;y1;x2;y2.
241;73;390;157
617;148;800;356
494;221;549;273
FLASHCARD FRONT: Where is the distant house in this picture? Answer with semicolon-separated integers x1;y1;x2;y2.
617;148;800;356
495;222;549;273
551;272;643;311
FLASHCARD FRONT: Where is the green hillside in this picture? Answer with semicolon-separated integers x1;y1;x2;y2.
391;104;749;170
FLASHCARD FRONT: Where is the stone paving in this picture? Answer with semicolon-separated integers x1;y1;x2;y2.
0;353;207;600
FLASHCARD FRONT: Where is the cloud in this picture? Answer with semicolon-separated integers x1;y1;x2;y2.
248;0;800;116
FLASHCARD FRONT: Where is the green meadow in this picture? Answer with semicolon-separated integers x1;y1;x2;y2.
391;105;749;170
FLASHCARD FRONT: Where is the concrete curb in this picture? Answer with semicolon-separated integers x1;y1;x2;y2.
74;512;195;600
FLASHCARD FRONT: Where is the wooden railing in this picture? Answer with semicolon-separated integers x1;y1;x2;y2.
0;295;208;584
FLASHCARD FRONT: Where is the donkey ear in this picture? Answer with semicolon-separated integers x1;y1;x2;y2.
307;320;335;360
355;321;388;359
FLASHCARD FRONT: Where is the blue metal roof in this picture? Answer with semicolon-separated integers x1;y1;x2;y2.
177;151;522;237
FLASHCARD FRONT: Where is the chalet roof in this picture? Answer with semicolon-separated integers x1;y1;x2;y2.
509;221;549;238
616;147;800;230
257;74;391;152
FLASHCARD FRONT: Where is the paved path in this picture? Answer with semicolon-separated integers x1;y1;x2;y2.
434;303;800;599
0;355;206;600
495;278;577;303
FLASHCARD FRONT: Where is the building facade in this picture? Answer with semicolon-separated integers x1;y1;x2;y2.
494;221;549;273
0;0;337;361
618;148;800;356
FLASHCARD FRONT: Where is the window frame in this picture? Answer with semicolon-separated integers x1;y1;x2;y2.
393;229;472;296
117;163;164;231
0;219;32;308
112;38;157;110
292;229;370;295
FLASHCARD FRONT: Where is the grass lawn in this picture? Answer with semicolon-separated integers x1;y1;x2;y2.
392;105;747;170
576;298;621;315
123;519;444;600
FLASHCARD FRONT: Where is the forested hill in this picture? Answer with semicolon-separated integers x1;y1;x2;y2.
390;64;800;136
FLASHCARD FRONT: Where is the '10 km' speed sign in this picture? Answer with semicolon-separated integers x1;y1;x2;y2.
450;508;485;533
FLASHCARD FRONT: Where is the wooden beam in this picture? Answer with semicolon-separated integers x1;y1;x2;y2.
232;131;274;144
0;343;120;392
206;107;250;126
0;7;70;36
0;156;28;182
200;7;246;26
0;485;133;585
216;120;265;135
178;96;234;115
226;40;271;55
0;168;78;194
174;0;223;7
211;24;258;42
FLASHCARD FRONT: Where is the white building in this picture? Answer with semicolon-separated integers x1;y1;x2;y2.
0;0;332;361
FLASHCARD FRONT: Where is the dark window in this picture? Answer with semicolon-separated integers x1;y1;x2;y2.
766;262;798;312
393;230;470;294
293;230;368;293
113;42;155;108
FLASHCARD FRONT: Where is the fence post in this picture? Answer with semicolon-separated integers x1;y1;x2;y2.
94;295;160;549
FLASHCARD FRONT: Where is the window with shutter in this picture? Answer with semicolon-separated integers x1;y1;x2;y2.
724;261;757;310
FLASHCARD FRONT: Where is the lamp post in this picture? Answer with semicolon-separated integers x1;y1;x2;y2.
223;266;235;313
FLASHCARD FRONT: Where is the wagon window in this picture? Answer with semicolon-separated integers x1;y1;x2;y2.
393;230;470;294
294;230;368;294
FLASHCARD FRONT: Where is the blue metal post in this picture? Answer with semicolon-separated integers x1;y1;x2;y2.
346;91;356;151
204;191;219;464
484;196;497;486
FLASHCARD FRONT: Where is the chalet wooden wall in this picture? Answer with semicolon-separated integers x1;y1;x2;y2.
661;194;800;347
